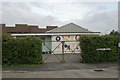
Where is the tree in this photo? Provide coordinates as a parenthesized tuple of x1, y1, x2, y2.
(109, 30, 119, 36)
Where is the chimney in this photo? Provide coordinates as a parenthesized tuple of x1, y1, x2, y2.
(15, 24, 27, 27)
(15, 24, 28, 33)
(0, 24, 6, 27)
(46, 26, 58, 31)
(1, 24, 6, 33)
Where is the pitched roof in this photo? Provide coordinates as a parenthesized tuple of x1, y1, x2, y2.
(47, 22, 92, 33)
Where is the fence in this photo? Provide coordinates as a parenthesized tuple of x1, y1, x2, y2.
(42, 41, 81, 63)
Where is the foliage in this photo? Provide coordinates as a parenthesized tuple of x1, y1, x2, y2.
(2, 35, 42, 66)
(109, 30, 119, 36)
(80, 35, 119, 63)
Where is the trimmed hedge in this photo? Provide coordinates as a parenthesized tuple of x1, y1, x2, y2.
(80, 35, 119, 63)
(2, 36, 42, 66)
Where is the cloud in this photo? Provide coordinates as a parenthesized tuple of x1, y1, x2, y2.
(1, 2, 118, 33)
(74, 8, 118, 34)
(30, 2, 93, 21)
(2, 2, 63, 27)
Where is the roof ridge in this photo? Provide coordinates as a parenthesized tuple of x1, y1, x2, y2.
(71, 23, 90, 31)
(47, 22, 91, 33)
(47, 22, 76, 32)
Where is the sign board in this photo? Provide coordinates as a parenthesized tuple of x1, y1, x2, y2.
(118, 43, 120, 47)
(96, 48, 111, 51)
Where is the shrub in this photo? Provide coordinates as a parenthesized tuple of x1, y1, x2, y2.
(80, 35, 119, 63)
(2, 36, 42, 66)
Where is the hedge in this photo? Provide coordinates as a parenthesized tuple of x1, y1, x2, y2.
(80, 35, 119, 63)
(2, 35, 42, 66)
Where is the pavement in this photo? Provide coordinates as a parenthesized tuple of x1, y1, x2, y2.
(2, 62, 118, 78)
(2, 54, 119, 78)
(2, 67, 118, 78)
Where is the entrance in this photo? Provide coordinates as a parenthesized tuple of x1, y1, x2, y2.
(42, 41, 82, 63)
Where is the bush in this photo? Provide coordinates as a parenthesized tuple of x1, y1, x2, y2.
(80, 35, 119, 63)
(2, 36, 42, 66)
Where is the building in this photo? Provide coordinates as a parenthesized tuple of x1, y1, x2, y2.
(46, 23, 100, 54)
(1, 24, 57, 34)
(1, 23, 100, 54)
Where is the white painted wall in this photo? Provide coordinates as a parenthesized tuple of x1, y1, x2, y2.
(51, 35, 81, 54)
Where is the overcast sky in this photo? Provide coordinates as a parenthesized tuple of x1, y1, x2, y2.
(1, 1, 118, 34)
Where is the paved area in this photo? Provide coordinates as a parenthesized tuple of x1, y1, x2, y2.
(2, 67, 118, 78)
(2, 54, 119, 78)
(42, 54, 81, 62)
(2, 62, 118, 78)
(3, 62, 118, 71)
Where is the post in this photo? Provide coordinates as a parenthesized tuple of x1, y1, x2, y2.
(61, 41, 65, 63)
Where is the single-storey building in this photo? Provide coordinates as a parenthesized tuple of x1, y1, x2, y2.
(2, 23, 100, 54)
(43, 23, 100, 54)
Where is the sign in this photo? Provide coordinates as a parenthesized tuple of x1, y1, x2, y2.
(75, 35, 80, 41)
(118, 43, 120, 47)
(62, 35, 70, 41)
(96, 48, 111, 51)
(56, 36, 61, 41)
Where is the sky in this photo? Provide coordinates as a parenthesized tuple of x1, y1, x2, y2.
(1, 1, 118, 34)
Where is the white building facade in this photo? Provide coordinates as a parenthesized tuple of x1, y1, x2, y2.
(11, 23, 100, 54)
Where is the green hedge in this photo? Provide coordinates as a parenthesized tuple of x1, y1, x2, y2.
(2, 36, 42, 66)
(80, 35, 119, 63)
